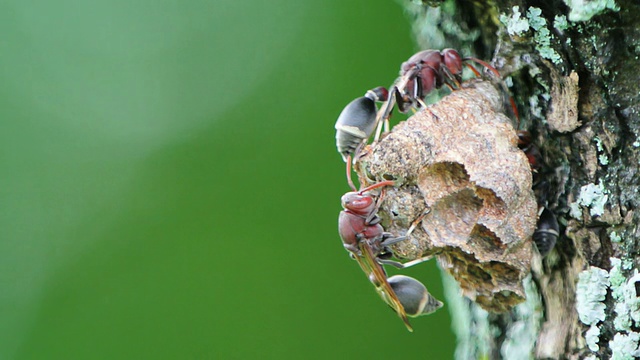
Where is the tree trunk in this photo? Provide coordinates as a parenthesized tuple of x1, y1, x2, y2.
(399, 1, 640, 359)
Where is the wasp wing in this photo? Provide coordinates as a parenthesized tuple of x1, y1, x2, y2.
(352, 240, 413, 332)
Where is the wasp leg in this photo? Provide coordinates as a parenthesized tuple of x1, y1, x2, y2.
(377, 210, 432, 269)
(379, 233, 408, 247)
(379, 255, 434, 269)
(345, 154, 357, 192)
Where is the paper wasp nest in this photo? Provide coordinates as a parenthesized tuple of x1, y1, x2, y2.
(356, 81, 537, 312)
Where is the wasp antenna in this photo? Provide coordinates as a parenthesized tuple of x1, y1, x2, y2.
(510, 96, 520, 129)
(463, 62, 482, 77)
(465, 57, 520, 127)
(464, 57, 501, 78)
(358, 180, 396, 194)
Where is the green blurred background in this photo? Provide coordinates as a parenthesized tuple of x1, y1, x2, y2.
(1, 0, 454, 358)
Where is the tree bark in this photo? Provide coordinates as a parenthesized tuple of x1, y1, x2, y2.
(396, 1, 640, 359)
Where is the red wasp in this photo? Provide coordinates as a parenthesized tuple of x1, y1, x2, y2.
(517, 130, 542, 175)
(517, 131, 560, 256)
(533, 207, 559, 256)
(335, 50, 517, 189)
(339, 180, 441, 331)
(335, 87, 389, 191)
(400, 49, 501, 104)
(375, 49, 519, 140)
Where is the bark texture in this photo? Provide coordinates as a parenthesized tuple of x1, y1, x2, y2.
(382, 1, 640, 359)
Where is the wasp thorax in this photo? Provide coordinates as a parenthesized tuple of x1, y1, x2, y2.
(341, 192, 375, 215)
(355, 81, 537, 313)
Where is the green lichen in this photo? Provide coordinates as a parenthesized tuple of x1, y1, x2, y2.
(577, 183, 608, 217)
(611, 268, 640, 331)
(554, 15, 570, 31)
(407, 0, 479, 54)
(500, 6, 530, 36)
(444, 273, 543, 359)
(611, 258, 630, 330)
(528, 66, 542, 78)
(623, 260, 634, 271)
(442, 270, 491, 360)
(595, 137, 604, 152)
(526, 8, 562, 64)
(564, 0, 620, 22)
(596, 138, 609, 165)
(608, 258, 640, 359)
(610, 258, 626, 288)
(500, 276, 541, 359)
(615, 301, 633, 331)
(526, 8, 545, 30)
(577, 261, 640, 357)
(576, 266, 610, 326)
(628, 273, 640, 325)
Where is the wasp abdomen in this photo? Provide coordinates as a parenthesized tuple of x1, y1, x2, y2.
(388, 275, 443, 317)
(335, 87, 388, 162)
(533, 208, 559, 256)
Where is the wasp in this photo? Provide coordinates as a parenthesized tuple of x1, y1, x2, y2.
(338, 180, 441, 331)
(334, 86, 388, 190)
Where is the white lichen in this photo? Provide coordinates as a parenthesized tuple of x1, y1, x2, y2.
(576, 266, 610, 325)
(529, 95, 543, 119)
(500, 6, 564, 63)
(610, 332, 640, 360)
(564, 0, 620, 22)
(504, 76, 513, 88)
(569, 202, 583, 219)
(610, 231, 622, 243)
(500, 6, 530, 36)
(575, 183, 609, 217)
(586, 325, 601, 351)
